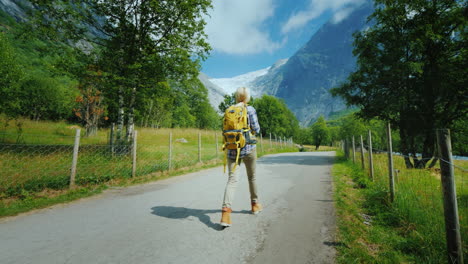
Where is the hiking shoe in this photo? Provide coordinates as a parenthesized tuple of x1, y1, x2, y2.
(251, 202, 262, 214)
(220, 207, 232, 227)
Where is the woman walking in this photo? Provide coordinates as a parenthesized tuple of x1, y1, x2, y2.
(220, 87, 262, 227)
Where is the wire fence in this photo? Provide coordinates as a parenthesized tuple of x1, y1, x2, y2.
(342, 127, 466, 263)
(0, 129, 295, 198)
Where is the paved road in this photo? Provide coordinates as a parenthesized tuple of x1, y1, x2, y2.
(0, 151, 336, 264)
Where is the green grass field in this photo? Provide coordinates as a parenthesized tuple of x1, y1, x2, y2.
(0, 119, 298, 216)
(334, 150, 467, 263)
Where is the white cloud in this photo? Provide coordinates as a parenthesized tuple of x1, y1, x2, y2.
(204, 0, 284, 55)
(281, 0, 366, 34)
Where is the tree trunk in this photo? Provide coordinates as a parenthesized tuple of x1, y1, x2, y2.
(116, 86, 125, 142)
(419, 130, 435, 168)
(86, 125, 98, 137)
(144, 100, 153, 127)
(399, 127, 414, 168)
(126, 87, 137, 140)
(428, 157, 438, 168)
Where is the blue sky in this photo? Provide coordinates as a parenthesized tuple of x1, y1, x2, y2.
(202, 0, 367, 78)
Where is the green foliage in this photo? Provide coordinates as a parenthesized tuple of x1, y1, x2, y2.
(331, 0, 467, 168)
(310, 115, 330, 150)
(19, 75, 78, 120)
(0, 33, 23, 117)
(0, 12, 81, 122)
(328, 112, 397, 152)
(180, 78, 221, 130)
(0, 2, 220, 132)
(172, 104, 196, 128)
(294, 127, 312, 145)
(337, 114, 368, 141)
(251, 94, 299, 138)
(452, 117, 468, 156)
(218, 93, 236, 113)
(0, 9, 16, 26)
(29, 0, 213, 135)
(167, 78, 220, 129)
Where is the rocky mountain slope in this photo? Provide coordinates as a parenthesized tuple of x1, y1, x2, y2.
(197, 73, 225, 113)
(254, 1, 373, 125)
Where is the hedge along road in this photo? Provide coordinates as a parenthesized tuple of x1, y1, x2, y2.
(0, 151, 337, 264)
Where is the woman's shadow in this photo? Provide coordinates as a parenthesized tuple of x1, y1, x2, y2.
(151, 206, 251, 231)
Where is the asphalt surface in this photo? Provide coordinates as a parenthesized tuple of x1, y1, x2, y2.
(0, 151, 337, 264)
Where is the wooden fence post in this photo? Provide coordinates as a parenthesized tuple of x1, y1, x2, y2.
(168, 132, 172, 171)
(198, 132, 202, 163)
(131, 130, 137, 177)
(360, 135, 365, 169)
(352, 136, 356, 163)
(260, 134, 264, 153)
(215, 133, 219, 158)
(368, 130, 374, 181)
(386, 123, 395, 202)
(110, 123, 115, 155)
(70, 128, 81, 188)
(437, 129, 463, 264)
(269, 133, 272, 149)
(344, 139, 349, 159)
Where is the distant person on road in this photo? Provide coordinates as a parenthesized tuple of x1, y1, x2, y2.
(220, 87, 262, 227)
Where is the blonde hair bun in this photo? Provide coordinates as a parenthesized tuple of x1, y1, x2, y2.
(235, 87, 250, 103)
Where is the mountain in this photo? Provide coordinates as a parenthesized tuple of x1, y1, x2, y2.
(209, 67, 271, 96)
(252, 1, 373, 125)
(197, 73, 226, 113)
(250, 58, 288, 95)
(0, 0, 29, 21)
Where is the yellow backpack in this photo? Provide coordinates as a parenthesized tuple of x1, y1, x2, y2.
(222, 103, 255, 172)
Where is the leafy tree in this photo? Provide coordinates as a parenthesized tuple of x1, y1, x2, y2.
(451, 116, 468, 156)
(136, 82, 174, 128)
(74, 66, 106, 136)
(294, 127, 312, 145)
(337, 114, 368, 142)
(332, 0, 467, 168)
(310, 116, 330, 150)
(19, 76, 75, 121)
(328, 126, 340, 147)
(0, 33, 23, 118)
(173, 78, 220, 129)
(30, 0, 212, 138)
(251, 94, 299, 138)
(172, 104, 196, 128)
(218, 93, 236, 113)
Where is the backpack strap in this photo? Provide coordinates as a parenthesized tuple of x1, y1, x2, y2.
(223, 143, 241, 173)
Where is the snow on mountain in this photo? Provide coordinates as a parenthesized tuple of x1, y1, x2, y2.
(209, 67, 270, 96)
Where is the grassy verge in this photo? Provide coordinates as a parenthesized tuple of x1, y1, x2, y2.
(0, 186, 106, 217)
(301, 145, 337, 152)
(0, 159, 225, 217)
(334, 150, 468, 263)
(333, 152, 460, 263)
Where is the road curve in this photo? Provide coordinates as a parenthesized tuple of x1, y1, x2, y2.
(0, 151, 336, 264)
